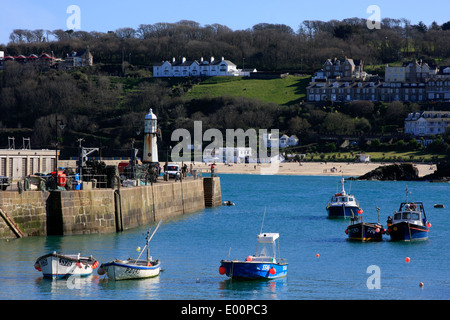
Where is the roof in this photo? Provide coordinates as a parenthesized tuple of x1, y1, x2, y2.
(145, 108, 157, 120)
(257, 233, 279, 243)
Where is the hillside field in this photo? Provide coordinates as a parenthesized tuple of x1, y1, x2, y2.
(185, 75, 311, 105)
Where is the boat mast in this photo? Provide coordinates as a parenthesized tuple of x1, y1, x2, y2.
(340, 177, 346, 195)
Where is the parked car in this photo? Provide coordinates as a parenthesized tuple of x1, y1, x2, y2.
(165, 164, 181, 179)
(0, 176, 10, 191)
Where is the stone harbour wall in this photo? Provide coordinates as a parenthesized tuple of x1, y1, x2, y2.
(0, 177, 221, 239)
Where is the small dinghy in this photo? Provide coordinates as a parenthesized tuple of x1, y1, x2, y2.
(98, 221, 162, 280)
(34, 252, 98, 279)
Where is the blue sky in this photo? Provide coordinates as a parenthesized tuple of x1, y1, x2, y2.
(1, 0, 449, 45)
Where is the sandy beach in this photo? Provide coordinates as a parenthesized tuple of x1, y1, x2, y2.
(196, 161, 436, 178)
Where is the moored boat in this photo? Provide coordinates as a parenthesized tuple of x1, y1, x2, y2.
(386, 188, 431, 241)
(346, 207, 384, 241)
(34, 252, 98, 279)
(326, 177, 361, 218)
(98, 221, 162, 280)
(219, 232, 288, 280)
(97, 258, 160, 281)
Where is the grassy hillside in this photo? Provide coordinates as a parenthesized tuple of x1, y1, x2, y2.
(185, 75, 311, 105)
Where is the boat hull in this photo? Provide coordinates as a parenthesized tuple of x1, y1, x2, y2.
(220, 260, 288, 280)
(327, 205, 360, 218)
(387, 222, 429, 241)
(347, 223, 383, 241)
(35, 253, 97, 279)
(99, 259, 161, 280)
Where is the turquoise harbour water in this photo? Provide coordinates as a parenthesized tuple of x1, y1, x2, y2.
(0, 174, 449, 301)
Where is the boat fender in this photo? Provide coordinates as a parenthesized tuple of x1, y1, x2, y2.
(97, 265, 106, 275)
(76, 262, 83, 268)
(269, 268, 276, 275)
(345, 229, 348, 234)
(34, 262, 41, 271)
(92, 261, 99, 269)
(427, 222, 431, 228)
(219, 266, 226, 275)
(246, 256, 253, 262)
(375, 228, 380, 233)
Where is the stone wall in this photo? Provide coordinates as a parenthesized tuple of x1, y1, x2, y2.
(0, 178, 213, 239)
(118, 179, 206, 231)
(0, 190, 49, 238)
(58, 189, 117, 235)
(203, 177, 222, 207)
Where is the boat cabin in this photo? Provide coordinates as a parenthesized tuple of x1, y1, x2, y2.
(390, 202, 426, 226)
(252, 233, 279, 263)
(331, 194, 356, 204)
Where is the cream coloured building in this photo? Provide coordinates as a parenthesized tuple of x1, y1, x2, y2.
(0, 149, 57, 180)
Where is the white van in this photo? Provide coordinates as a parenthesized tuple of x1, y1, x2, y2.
(166, 164, 181, 179)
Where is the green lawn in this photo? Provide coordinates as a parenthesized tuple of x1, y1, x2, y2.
(185, 75, 311, 105)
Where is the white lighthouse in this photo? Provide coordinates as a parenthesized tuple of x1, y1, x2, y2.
(143, 108, 158, 163)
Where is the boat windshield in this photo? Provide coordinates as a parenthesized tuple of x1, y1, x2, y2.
(394, 212, 421, 221)
(256, 242, 275, 258)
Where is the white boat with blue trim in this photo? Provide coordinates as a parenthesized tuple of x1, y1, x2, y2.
(34, 252, 98, 279)
(98, 221, 162, 280)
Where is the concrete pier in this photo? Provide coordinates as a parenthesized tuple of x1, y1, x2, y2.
(0, 177, 222, 239)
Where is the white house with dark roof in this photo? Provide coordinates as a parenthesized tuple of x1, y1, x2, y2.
(153, 56, 243, 77)
(405, 111, 450, 136)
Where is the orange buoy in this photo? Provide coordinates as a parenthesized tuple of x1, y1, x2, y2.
(405, 257, 411, 263)
(219, 266, 226, 275)
(419, 282, 424, 287)
(316, 253, 320, 258)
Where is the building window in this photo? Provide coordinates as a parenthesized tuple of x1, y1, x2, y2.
(0, 158, 5, 176)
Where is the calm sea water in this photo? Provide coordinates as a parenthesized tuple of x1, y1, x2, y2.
(0, 174, 449, 300)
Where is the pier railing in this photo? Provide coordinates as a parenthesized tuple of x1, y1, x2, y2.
(0, 167, 217, 192)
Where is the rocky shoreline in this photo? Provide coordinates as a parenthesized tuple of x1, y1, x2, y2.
(351, 161, 450, 182)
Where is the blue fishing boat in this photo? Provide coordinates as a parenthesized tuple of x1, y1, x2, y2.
(386, 188, 431, 241)
(346, 207, 385, 241)
(326, 177, 361, 218)
(219, 232, 288, 280)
